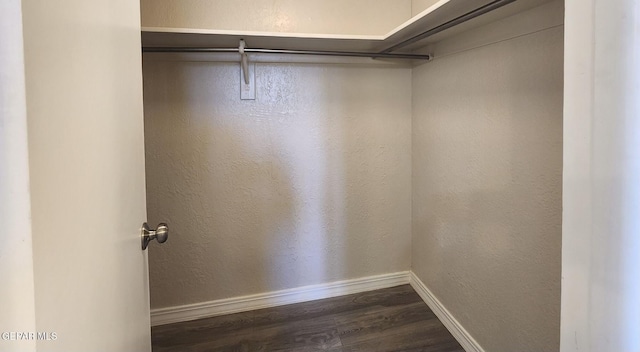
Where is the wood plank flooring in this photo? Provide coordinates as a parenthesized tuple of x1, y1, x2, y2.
(152, 285, 464, 352)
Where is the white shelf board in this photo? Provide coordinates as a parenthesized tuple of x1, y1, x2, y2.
(141, 0, 554, 53)
(401, 0, 556, 50)
(141, 28, 386, 52)
(141, 0, 496, 52)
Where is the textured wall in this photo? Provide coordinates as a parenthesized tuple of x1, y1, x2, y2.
(411, 4, 563, 352)
(141, 0, 411, 36)
(143, 60, 412, 309)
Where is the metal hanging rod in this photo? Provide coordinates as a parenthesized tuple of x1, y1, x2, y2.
(142, 46, 431, 60)
(379, 0, 517, 53)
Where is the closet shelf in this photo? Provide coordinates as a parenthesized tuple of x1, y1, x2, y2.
(141, 0, 549, 57)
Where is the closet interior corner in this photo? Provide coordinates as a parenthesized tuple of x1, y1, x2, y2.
(140, 0, 564, 351)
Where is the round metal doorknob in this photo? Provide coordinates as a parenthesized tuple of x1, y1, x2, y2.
(155, 224, 169, 244)
(142, 222, 169, 250)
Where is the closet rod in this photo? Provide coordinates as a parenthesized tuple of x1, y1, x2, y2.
(379, 0, 517, 53)
(142, 47, 431, 60)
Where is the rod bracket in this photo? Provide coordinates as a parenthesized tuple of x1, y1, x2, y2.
(239, 39, 249, 85)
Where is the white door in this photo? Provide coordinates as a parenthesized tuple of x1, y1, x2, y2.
(19, 0, 153, 351)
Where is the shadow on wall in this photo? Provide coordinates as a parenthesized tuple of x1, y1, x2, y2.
(142, 60, 411, 309)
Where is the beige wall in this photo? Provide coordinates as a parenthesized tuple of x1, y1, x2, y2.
(141, 0, 411, 36)
(143, 60, 412, 308)
(411, 3, 563, 352)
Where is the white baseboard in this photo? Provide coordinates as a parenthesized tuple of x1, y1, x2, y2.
(409, 272, 485, 352)
(151, 271, 410, 326)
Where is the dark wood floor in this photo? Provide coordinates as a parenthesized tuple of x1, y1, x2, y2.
(152, 285, 464, 352)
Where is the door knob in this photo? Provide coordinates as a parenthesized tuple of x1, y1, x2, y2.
(142, 222, 169, 250)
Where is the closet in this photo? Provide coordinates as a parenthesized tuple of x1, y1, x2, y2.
(141, 1, 563, 351)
